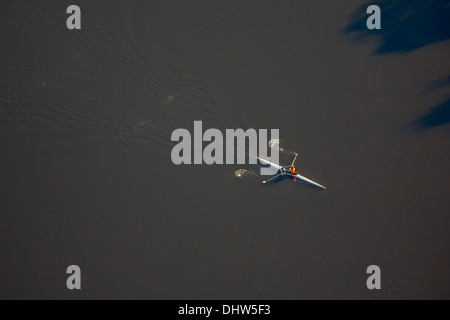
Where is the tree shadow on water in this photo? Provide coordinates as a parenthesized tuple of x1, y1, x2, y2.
(344, 0, 450, 54)
(414, 98, 450, 130)
(424, 75, 450, 92)
(344, 0, 450, 130)
(416, 76, 450, 130)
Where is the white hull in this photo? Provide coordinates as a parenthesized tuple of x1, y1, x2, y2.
(257, 156, 326, 189)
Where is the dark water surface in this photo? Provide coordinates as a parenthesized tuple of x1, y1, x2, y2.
(0, 0, 449, 299)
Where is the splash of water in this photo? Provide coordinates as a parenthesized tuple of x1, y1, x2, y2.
(234, 169, 256, 178)
(269, 139, 284, 151)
